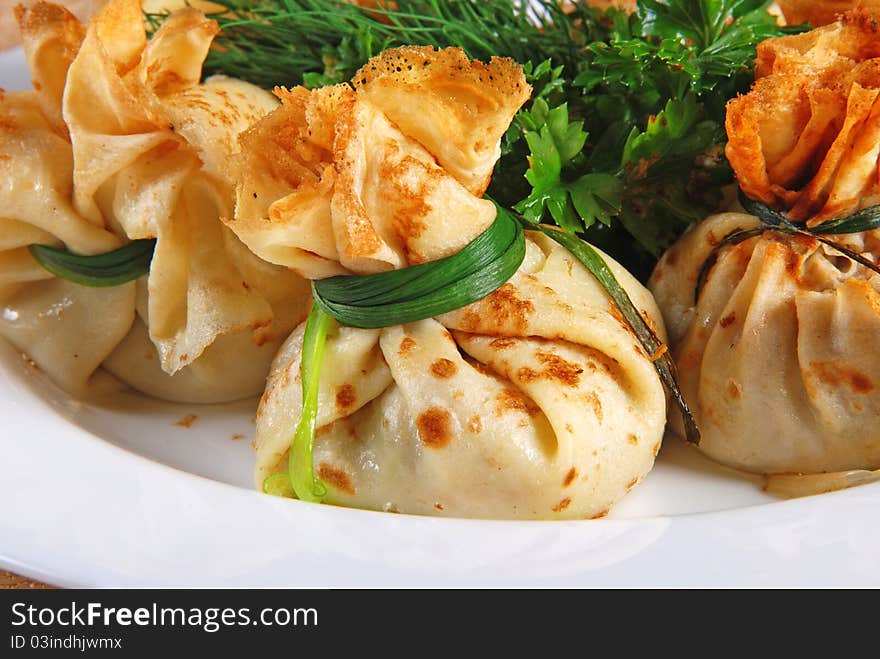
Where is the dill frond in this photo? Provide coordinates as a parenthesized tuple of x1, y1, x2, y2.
(151, 1, 600, 89)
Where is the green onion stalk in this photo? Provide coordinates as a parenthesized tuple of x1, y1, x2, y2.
(28, 239, 156, 287)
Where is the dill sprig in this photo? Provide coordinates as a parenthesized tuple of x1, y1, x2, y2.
(158, 1, 600, 90)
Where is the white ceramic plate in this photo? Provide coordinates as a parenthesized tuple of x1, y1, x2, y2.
(1, 48, 878, 587)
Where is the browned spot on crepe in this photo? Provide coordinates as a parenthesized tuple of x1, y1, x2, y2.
(336, 384, 357, 410)
(517, 351, 584, 387)
(808, 361, 875, 394)
(462, 283, 534, 333)
(495, 389, 540, 417)
(552, 498, 572, 513)
(430, 358, 457, 379)
(317, 463, 356, 495)
(582, 392, 603, 423)
(727, 378, 742, 400)
(417, 407, 453, 448)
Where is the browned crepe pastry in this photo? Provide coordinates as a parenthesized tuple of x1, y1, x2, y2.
(777, 0, 880, 27)
(726, 7, 880, 223)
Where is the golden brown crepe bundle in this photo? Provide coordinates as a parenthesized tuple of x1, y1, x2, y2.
(0, 1, 311, 401)
(726, 8, 880, 223)
(0, 3, 133, 395)
(228, 47, 530, 277)
(777, 0, 880, 27)
(651, 11, 880, 476)
(226, 48, 669, 519)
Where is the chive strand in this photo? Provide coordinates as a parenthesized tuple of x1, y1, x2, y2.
(693, 227, 765, 304)
(29, 239, 156, 287)
(312, 208, 525, 328)
(288, 304, 331, 503)
(740, 193, 880, 235)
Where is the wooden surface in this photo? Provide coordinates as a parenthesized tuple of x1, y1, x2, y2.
(0, 570, 53, 589)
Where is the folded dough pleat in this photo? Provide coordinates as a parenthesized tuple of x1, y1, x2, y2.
(61, 0, 311, 377)
(650, 213, 880, 474)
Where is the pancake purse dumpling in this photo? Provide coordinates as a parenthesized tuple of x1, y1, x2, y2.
(0, 1, 311, 402)
(651, 213, 880, 474)
(651, 10, 880, 475)
(227, 47, 669, 519)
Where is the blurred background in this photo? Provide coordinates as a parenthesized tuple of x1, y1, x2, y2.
(0, 1, 104, 49)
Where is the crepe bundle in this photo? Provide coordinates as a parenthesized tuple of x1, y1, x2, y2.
(650, 11, 880, 475)
(227, 47, 669, 520)
(726, 8, 880, 223)
(0, 1, 311, 402)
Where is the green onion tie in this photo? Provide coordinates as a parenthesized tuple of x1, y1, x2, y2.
(312, 206, 525, 328)
(288, 304, 332, 502)
(271, 207, 527, 501)
(29, 239, 156, 287)
(696, 193, 880, 302)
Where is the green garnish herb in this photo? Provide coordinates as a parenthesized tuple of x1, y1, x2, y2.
(154, 0, 588, 90)
(173, 0, 801, 279)
(29, 239, 156, 287)
(312, 208, 525, 328)
(288, 303, 332, 503)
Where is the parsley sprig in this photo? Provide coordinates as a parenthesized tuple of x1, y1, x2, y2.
(495, 0, 802, 277)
